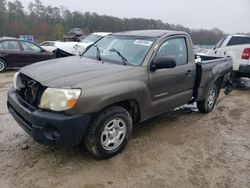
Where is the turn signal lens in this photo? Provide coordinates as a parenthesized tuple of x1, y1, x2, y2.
(39, 88, 81, 111)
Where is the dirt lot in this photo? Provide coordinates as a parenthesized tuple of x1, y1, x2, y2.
(1, 71, 250, 188)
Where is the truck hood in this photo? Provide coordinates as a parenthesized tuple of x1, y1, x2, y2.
(20, 56, 135, 88)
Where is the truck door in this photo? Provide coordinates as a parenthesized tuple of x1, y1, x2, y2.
(149, 36, 196, 116)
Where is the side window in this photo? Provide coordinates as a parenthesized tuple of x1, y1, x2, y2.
(21, 41, 41, 52)
(41, 42, 54, 46)
(0, 42, 3, 50)
(227, 37, 250, 46)
(2, 41, 21, 51)
(156, 38, 188, 66)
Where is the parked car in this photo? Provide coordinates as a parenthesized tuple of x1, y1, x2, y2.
(62, 28, 85, 42)
(209, 35, 250, 78)
(0, 38, 54, 72)
(40, 41, 63, 52)
(8, 30, 233, 159)
(68, 28, 84, 37)
(54, 32, 111, 57)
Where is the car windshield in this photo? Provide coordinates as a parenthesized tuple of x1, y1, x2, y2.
(83, 35, 157, 66)
(80, 34, 102, 44)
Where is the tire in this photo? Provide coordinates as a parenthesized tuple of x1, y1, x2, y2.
(197, 84, 219, 113)
(0, 59, 6, 73)
(84, 106, 133, 159)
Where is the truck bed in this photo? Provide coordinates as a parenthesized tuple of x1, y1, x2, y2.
(194, 55, 233, 102)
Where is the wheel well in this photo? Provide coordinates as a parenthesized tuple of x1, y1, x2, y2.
(0, 58, 7, 65)
(0, 58, 6, 63)
(214, 76, 224, 91)
(114, 100, 140, 123)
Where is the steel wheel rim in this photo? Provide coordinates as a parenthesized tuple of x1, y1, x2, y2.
(207, 89, 216, 109)
(100, 118, 127, 151)
(0, 62, 4, 71)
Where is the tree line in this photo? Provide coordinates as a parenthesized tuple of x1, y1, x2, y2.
(0, 0, 241, 44)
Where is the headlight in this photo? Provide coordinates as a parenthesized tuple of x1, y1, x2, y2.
(13, 72, 20, 90)
(39, 88, 81, 111)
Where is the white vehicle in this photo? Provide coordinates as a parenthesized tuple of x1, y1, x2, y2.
(209, 35, 250, 78)
(40, 41, 63, 52)
(55, 32, 111, 55)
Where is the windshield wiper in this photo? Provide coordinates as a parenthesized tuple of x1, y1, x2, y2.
(109, 48, 128, 65)
(94, 45, 102, 61)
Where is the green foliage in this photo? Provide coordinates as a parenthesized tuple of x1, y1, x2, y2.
(0, 0, 6, 12)
(0, 0, 245, 44)
(8, 0, 25, 18)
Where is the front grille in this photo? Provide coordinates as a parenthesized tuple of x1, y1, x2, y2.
(16, 73, 46, 107)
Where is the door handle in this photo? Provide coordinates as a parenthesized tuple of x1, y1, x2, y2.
(186, 70, 193, 77)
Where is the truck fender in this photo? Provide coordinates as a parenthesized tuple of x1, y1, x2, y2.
(70, 81, 150, 121)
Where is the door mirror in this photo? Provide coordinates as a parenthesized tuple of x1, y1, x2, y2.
(40, 48, 47, 52)
(150, 56, 176, 71)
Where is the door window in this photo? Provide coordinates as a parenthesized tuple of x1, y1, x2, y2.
(0, 42, 3, 50)
(21, 41, 41, 52)
(41, 42, 55, 46)
(227, 36, 250, 46)
(156, 38, 188, 66)
(2, 41, 21, 51)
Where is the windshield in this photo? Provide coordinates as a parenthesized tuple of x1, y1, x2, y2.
(83, 35, 156, 66)
(80, 34, 102, 44)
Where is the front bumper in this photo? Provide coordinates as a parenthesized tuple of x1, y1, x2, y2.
(7, 89, 91, 147)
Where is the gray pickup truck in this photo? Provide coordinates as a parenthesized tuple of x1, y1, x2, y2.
(8, 30, 233, 159)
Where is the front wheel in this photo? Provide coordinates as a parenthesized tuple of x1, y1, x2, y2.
(0, 59, 6, 73)
(84, 106, 133, 159)
(197, 84, 219, 113)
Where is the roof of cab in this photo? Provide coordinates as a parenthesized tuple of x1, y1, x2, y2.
(230, 34, 250, 38)
(0, 37, 17, 41)
(112, 30, 187, 37)
(92, 32, 111, 36)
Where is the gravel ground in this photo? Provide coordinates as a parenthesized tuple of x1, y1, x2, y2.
(0, 71, 250, 188)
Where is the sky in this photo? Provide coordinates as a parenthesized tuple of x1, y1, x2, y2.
(18, 0, 250, 34)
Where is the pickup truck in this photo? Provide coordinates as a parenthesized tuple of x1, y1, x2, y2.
(209, 34, 250, 78)
(7, 30, 233, 159)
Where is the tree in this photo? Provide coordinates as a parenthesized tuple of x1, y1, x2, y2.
(28, 0, 45, 18)
(8, 0, 25, 18)
(0, 0, 7, 36)
(0, 0, 6, 12)
(53, 23, 65, 40)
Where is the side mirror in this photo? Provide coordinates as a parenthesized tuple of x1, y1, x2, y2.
(40, 48, 46, 52)
(150, 56, 176, 71)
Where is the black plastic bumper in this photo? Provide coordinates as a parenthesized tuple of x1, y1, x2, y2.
(7, 90, 91, 147)
(238, 65, 250, 78)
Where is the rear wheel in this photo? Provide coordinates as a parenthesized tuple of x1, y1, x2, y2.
(197, 84, 219, 113)
(0, 59, 6, 73)
(84, 106, 133, 159)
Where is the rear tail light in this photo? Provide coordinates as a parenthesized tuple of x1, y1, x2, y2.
(242, 48, 250, 59)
